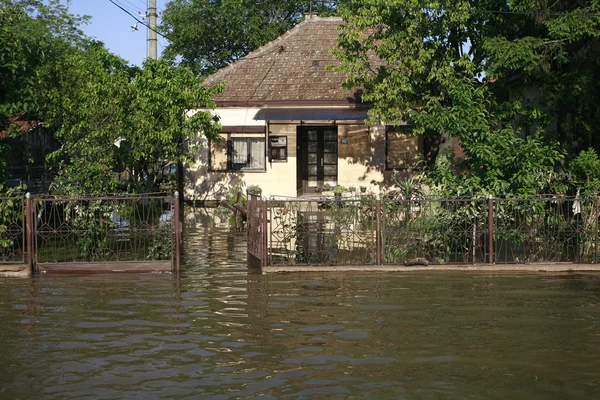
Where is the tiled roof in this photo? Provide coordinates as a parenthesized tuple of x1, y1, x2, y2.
(204, 17, 361, 105)
(0, 115, 40, 139)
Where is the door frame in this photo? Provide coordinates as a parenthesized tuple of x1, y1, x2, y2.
(296, 126, 338, 196)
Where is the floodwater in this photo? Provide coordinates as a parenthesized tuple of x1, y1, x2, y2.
(1, 209, 600, 399)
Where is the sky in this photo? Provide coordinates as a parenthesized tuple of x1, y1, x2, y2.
(65, 0, 169, 66)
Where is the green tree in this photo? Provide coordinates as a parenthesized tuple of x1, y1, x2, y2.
(160, 0, 337, 76)
(334, 0, 600, 195)
(0, 0, 86, 130)
(43, 43, 222, 194)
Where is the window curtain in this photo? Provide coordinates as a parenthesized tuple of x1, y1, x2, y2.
(249, 138, 265, 169)
(232, 139, 248, 165)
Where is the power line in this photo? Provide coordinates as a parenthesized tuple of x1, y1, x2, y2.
(119, 0, 145, 13)
(112, 0, 140, 15)
(107, 0, 170, 41)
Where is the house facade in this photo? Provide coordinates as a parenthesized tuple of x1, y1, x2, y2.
(185, 16, 422, 202)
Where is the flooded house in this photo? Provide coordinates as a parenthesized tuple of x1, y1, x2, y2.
(184, 16, 423, 203)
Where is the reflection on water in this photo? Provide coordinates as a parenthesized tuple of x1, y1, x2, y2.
(0, 207, 599, 399)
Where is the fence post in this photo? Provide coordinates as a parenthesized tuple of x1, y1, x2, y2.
(594, 196, 599, 264)
(262, 198, 268, 268)
(174, 191, 181, 273)
(376, 194, 382, 265)
(25, 192, 33, 271)
(487, 195, 494, 264)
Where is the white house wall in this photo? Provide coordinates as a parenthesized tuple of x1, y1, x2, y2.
(184, 107, 388, 202)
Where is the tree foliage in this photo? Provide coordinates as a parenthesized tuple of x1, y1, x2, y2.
(160, 0, 337, 76)
(335, 0, 600, 195)
(44, 45, 222, 194)
(1, 1, 222, 195)
(0, 0, 86, 130)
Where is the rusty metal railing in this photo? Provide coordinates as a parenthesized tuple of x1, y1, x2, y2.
(0, 197, 26, 264)
(0, 193, 182, 273)
(246, 195, 600, 267)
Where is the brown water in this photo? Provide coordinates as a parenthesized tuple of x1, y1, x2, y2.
(1, 212, 600, 399)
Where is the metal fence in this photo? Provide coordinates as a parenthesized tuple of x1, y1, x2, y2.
(247, 195, 600, 267)
(0, 197, 26, 264)
(0, 193, 181, 272)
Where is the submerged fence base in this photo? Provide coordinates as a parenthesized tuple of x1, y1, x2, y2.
(0, 264, 31, 278)
(262, 263, 600, 273)
(37, 261, 172, 274)
(0, 193, 182, 275)
(247, 195, 600, 271)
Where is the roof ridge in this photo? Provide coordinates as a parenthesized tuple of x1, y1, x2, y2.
(204, 16, 343, 86)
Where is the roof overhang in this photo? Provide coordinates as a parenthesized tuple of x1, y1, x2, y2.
(254, 108, 369, 122)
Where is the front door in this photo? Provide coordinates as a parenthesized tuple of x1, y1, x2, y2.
(297, 126, 338, 195)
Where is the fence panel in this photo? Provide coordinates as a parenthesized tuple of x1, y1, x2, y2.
(494, 197, 599, 263)
(0, 197, 26, 264)
(267, 198, 377, 266)
(382, 198, 488, 265)
(34, 196, 175, 264)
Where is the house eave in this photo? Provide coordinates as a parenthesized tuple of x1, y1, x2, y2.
(214, 99, 369, 108)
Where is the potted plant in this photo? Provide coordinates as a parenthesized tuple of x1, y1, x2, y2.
(246, 184, 262, 197)
(333, 185, 345, 200)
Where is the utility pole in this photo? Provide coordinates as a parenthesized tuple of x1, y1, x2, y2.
(148, 0, 158, 60)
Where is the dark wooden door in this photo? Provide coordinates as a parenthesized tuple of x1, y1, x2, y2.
(297, 127, 338, 195)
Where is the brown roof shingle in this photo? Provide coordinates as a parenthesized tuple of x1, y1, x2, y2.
(205, 17, 360, 105)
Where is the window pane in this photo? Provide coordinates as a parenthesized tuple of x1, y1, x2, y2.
(231, 136, 265, 170)
(308, 165, 317, 176)
(308, 142, 317, 152)
(323, 130, 337, 141)
(324, 153, 336, 164)
(232, 138, 248, 164)
(308, 153, 317, 164)
(324, 165, 337, 175)
(250, 138, 265, 169)
(307, 130, 318, 141)
(324, 142, 337, 153)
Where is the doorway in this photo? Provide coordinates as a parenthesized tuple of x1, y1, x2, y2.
(297, 126, 338, 195)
